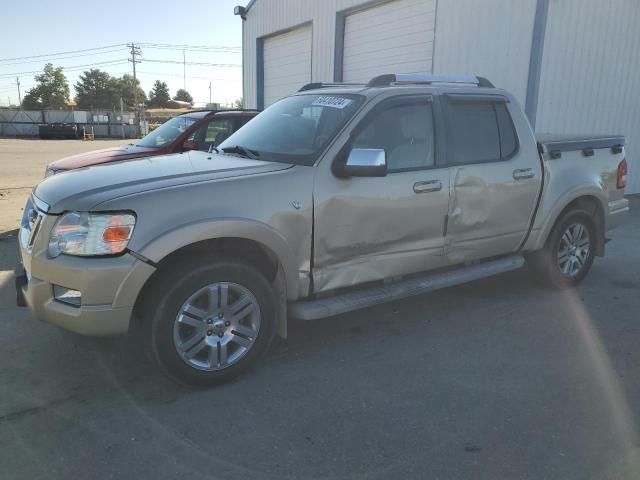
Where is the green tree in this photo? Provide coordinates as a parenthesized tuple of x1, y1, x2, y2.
(22, 63, 70, 109)
(115, 74, 147, 109)
(74, 69, 119, 109)
(173, 88, 193, 103)
(233, 97, 243, 109)
(148, 80, 170, 108)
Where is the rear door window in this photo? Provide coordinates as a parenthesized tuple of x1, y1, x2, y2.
(444, 97, 518, 165)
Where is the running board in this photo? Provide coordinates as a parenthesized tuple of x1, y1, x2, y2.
(289, 255, 525, 321)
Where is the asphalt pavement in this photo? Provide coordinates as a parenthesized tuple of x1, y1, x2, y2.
(1, 140, 639, 479)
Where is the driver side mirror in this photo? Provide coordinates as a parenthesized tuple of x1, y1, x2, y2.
(182, 139, 199, 151)
(335, 148, 387, 177)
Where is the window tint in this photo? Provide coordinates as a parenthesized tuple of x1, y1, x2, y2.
(136, 116, 197, 148)
(205, 119, 233, 145)
(352, 103, 435, 172)
(445, 100, 519, 165)
(188, 119, 235, 151)
(446, 103, 500, 164)
(495, 104, 518, 158)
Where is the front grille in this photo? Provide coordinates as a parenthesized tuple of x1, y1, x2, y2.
(19, 198, 44, 252)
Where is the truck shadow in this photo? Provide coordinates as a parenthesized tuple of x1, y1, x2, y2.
(79, 266, 538, 400)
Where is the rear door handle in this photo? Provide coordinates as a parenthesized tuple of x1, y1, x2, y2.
(413, 180, 442, 194)
(513, 168, 535, 180)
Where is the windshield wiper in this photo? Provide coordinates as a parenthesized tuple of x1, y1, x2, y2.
(221, 145, 260, 160)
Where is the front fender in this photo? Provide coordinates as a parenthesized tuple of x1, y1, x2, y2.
(136, 218, 300, 300)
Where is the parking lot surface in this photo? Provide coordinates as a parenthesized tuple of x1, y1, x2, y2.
(1, 139, 639, 479)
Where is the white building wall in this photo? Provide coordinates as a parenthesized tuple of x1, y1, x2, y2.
(242, 0, 538, 108)
(241, 0, 639, 193)
(536, 0, 640, 193)
(432, 0, 538, 107)
(242, 0, 368, 109)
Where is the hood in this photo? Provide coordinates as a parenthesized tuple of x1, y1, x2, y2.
(34, 150, 292, 213)
(48, 144, 157, 171)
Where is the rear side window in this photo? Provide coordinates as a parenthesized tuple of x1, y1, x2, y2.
(495, 104, 518, 158)
(445, 99, 518, 165)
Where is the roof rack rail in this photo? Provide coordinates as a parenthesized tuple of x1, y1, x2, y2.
(367, 74, 495, 88)
(298, 82, 365, 92)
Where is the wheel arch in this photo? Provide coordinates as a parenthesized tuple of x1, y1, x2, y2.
(534, 191, 606, 256)
(123, 220, 298, 339)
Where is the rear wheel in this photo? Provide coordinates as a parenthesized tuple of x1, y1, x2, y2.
(527, 210, 596, 288)
(142, 257, 277, 386)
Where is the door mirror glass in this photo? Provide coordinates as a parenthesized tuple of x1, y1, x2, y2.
(339, 148, 387, 177)
(182, 139, 199, 151)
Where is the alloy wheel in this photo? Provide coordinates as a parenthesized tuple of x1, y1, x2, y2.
(173, 282, 261, 371)
(557, 222, 591, 277)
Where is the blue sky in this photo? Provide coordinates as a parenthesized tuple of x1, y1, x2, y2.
(0, 0, 244, 106)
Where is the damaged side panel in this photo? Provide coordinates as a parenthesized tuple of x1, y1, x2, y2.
(312, 169, 451, 293)
(446, 166, 533, 263)
(446, 163, 541, 264)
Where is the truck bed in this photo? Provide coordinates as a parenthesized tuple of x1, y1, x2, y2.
(537, 133, 625, 154)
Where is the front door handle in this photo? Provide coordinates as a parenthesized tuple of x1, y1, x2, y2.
(513, 168, 535, 180)
(413, 180, 442, 194)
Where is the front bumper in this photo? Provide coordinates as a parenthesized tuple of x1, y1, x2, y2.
(18, 271, 133, 336)
(16, 197, 157, 336)
(17, 214, 155, 336)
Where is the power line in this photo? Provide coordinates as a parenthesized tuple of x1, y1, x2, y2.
(0, 48, 127, 66)
(134, 70, 238, 81)
(143, 59, 240, 67)
(0, 60, 129, 78)
(0, 43, 239, 65)
(140, 43, 241, 52)
(0, 44, 127, 63)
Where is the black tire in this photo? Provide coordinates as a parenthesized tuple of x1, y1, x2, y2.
(141, 256, 277, 386)
(527, 209, 596, 289)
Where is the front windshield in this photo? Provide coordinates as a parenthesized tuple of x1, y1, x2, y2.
(219, 94, 363, 165)
(136, 116, 197, 148)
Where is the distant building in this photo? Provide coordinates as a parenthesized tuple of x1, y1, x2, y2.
(236, 0, 640, 193)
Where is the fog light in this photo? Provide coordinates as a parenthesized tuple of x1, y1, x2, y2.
(53, 285, 81, 307)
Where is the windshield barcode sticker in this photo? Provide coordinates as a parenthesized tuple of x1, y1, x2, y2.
(312, 96, 353, 109)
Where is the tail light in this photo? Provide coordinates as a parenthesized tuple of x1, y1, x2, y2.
(617, 159, 627, 189)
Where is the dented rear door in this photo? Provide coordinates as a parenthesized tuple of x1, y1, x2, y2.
(443, 94, 541, 263)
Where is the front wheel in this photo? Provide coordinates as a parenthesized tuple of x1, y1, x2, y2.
(527, 210, 596, 288)
(143, 257, 277, 386)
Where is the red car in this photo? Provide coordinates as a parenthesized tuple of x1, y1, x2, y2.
(45, 109, 259, 176)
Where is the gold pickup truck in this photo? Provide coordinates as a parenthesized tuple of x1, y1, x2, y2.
(16, 74, 629, 385)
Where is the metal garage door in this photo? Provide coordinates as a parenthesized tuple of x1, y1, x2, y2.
(263, 25, 312, 107)
(342, 0, 436, 83)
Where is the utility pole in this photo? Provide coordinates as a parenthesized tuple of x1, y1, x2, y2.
(183, 49, 186, 90)
(209, 81, 212, 104)
(127, 43, 141, 136)
(16, 77, 21, 107)
(120, 97, 125, 139)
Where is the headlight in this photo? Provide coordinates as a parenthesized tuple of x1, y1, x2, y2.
(48, 212, 136, 258)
